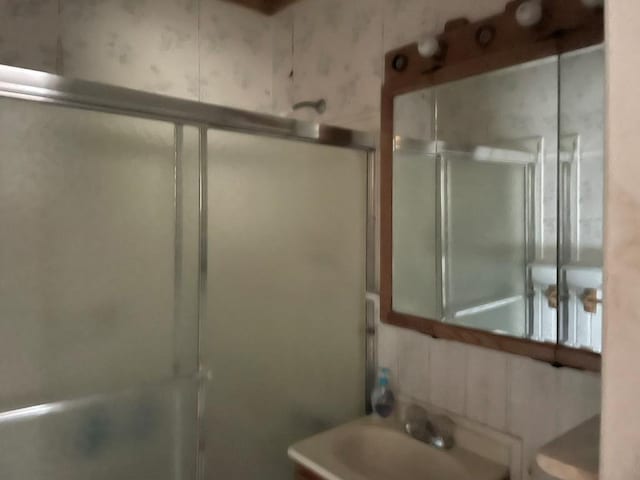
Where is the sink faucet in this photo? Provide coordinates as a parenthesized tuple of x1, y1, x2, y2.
(404, 405, 455, 450)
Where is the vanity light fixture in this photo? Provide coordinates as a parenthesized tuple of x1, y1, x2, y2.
(391, 54, 409, 72)
(475, 25, 496, 47)
(417, 35, 441, 58)
(515, 0, 543, 27)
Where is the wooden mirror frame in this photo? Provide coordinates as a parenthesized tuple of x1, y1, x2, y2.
(380, 0, 604, 372)
(220, 0, 299, 15)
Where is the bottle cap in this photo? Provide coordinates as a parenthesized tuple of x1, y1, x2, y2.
(378, 367, 390, 386)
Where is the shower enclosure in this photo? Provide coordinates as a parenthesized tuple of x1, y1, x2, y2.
(0, 65, 376, 479)
(392, 138, 538, 337)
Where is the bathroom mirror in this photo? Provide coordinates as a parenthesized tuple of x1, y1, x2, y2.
(380, 0, 603, 370)
(392, 57, 558, 340)
(558, 45, 605, 353)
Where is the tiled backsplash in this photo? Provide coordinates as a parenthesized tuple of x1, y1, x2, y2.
(378, 321, 601, 480)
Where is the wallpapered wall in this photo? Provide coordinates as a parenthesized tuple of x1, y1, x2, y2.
(273, 0, 515, 129)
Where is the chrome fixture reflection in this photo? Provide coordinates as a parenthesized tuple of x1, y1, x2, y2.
(404, 405, 454, 450)
(292, 98, 327, 114)
(515, 0, 543, 27)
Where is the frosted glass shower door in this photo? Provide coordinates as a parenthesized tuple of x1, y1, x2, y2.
(445, 153, 527, 335)
(205, 130, 367, 479)
(392, 149, 440, 320)
(0, 97, 200, 479)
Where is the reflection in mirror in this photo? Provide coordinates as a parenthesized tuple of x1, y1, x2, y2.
(392, 91, 440, 320)
(558, 45, 604, 353)
(392, 137, 440, 320)
(392, 57, 559, 341)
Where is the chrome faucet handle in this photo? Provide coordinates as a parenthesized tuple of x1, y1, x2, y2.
(425, 414, 455, 449)
(404, 404, 455, 450)
(404, 405, 431, 442)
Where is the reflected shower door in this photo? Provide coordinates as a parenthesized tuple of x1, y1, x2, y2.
(392, 147, 440, 320)
(205, 130, 367, 479)
(445, 152, 527, 335)
(435, 57, 559, 339)
(558, 45, 605, 352)
(0, 97, 200, 479)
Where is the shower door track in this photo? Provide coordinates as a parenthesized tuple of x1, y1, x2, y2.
(0, 64, 375, 151)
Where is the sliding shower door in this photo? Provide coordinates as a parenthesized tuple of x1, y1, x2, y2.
(0, 65, 374, 480)
(204, 130, 368, 479)
(0, 97, 200, 479)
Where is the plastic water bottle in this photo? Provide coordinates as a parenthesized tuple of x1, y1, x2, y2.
(371, 367, 395, 418)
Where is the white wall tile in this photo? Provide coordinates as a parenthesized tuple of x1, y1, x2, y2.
(376, 322, 399, 380)
(508, 356, 560, 479)
(557, 367, 601, 434)
(429, 339, 466, 415)
(396, 328, 430, 402)
(465, 345, 508, 431)
(61, 0, 199, 100)
(379, 330, 600, 480)
(0, 0, 59, 73)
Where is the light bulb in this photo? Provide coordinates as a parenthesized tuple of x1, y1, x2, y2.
(417, 35, 440, 58)
(515, 0, 543, 27)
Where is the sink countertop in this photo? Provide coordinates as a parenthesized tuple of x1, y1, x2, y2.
(288, 416, 509, 480)
(536, 416, 600, 480)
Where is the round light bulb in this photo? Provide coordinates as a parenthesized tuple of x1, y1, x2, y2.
(417, 35, 440, 58)
(515, 0, 543, 27)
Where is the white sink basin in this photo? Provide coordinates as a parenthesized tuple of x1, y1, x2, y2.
(288, 416, 508, 480)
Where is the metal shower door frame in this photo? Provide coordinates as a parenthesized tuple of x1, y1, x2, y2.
(0, 64, 378, 480)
